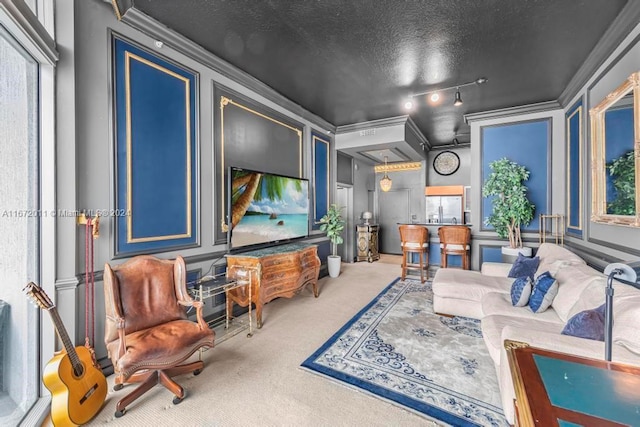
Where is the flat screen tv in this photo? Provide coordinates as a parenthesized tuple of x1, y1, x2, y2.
(227, 166, 310, 251)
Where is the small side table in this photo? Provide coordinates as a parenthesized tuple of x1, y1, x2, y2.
(356, 223, 380, 262)
(505, 339, 640, 426)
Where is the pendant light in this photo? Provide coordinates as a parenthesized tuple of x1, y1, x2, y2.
(379, 156, 392, 192)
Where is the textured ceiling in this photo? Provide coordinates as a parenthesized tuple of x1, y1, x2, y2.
(128, 0, 628, 147)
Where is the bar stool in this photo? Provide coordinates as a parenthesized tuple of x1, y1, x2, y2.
(398, 225, 429, 283)
(438, 226, 471, 270)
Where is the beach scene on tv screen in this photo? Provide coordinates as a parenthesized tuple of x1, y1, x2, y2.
(230, 170, 309, 248)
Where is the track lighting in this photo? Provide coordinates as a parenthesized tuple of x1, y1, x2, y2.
(404, 99, 414, 110)
(404, 77, 487, 109)
(453, 89, 463, 106)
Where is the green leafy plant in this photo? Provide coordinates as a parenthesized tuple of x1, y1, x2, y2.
(607, 150, 636, 215)
(482, 158, 535, 249)
(319, 204, 345, 257)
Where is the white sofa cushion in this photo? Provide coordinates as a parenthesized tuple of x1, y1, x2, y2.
(481, 262, 512, 277)
(481, 314, 564, 364)
(567, 276, 607, 319)
(481, 292, 563, 324)
(612, 293, 640, 356)
(552, 263, 606, 322)
(432, 269, 512, 302)
(534, 243, 585, 277)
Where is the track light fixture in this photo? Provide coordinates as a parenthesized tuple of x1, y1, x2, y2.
(453, 89, 463, 106)
(404, 77, 487, 109)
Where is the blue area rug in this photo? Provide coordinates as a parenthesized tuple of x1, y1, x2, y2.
(301, 278, 508, 427)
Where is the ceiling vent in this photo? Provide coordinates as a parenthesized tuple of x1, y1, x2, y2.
(359, 128, 376, 137)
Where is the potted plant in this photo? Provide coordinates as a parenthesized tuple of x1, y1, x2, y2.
(482, 158, 536, 262)
(319, 204, 345, 278)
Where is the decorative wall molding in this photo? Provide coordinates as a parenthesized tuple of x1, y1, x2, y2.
(54, 277, 80, 291)
(374, 161, 421, 173)
(118, 7, 335, 133)
(464, 101, 561, 124)
(335, 115, 410, 134)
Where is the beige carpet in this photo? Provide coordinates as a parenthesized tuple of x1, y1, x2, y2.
(86, 262, 443, 426)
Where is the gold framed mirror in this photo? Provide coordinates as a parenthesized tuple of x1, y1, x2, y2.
(590, 71, 640, 227)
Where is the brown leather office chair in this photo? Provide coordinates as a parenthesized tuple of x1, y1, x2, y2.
(103, 255, 215, 418)
(398, 225, 429, 283)
(438, 226, 471, 270)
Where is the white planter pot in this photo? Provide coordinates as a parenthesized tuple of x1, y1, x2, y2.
(501, 246, 532, 263)
(327, 255, 341, 278)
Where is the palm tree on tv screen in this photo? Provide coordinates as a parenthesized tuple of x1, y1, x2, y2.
(230, 171, 303, 228)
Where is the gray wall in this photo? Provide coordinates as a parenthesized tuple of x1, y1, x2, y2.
(60, 0, 333, 361)
(427, 147, 471, 186)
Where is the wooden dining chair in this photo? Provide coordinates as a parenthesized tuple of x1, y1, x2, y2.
(438, 226, 471, 270)
(398, 225, 429, 283)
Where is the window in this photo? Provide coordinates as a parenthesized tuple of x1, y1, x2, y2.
(0, 24, 40, 425)
(0, 1, 57, 425)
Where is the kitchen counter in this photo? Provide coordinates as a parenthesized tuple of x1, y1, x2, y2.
(398, 223, 472, 226)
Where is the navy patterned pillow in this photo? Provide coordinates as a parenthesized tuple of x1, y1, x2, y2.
(510, 276, 532, 307)
(529, 271, 559, 313)
(561, 304, 606, 341)
(508, 253, 540, 281)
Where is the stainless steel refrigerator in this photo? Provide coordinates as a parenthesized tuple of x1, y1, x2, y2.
(426, 195, 463, 224)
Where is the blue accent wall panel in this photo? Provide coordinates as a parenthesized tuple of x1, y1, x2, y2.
(482, 120, 549, 232)
(481, 246, 504, 264)
(114, 37, 198, 255)
(566, 100, 583, 237)
(313, 132, 330, 229)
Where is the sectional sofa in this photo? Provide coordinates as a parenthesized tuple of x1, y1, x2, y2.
(431, 243, 640, 423)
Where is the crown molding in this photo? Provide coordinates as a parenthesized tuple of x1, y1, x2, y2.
(406, 116, 431, 150)
(335, 115, 410, 134)
(558, 2, 640, 107)
(464, 100, 561, 124)
(374, 161, 422, 173)
(117, 7, 336, 132)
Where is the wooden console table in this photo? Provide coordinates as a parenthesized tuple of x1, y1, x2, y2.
(505, 339, 640, 426)
(356, 223, 379, 262)
(225, 243, 320, 328)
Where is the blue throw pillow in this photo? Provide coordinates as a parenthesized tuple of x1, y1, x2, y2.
(561, 304, 606, 341)
(529, 271, 559, 313)
(508, 253, 540, 281)
(510, 276, 532, 307)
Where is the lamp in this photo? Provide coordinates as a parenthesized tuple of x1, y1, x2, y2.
(404, 77, 487, 109)
(603, 262, 640, 361)
(379, 156, 392, 192)
(453, 89, 463, 106)
(362, 211, 373, 225)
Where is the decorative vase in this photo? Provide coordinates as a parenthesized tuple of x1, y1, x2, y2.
(327, 255, 341, 278)
(501, 246, 532, 263)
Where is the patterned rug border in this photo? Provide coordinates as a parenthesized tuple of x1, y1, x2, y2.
(301, 277, 484, 427)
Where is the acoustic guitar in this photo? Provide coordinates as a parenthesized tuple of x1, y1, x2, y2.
(24, 282, 107, 426)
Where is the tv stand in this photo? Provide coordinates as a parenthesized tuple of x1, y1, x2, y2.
(225, 242, 320, 328)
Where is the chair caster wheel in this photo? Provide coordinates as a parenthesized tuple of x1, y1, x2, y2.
(173, 394, 185, 405)
(193, 369, 202, 376)
(115, 409, 125, 418)
(113, 384, 124, 391)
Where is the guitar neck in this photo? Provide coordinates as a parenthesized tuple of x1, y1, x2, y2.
(48, 307, 81, 368)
